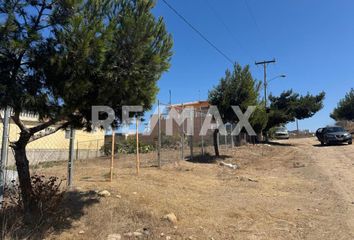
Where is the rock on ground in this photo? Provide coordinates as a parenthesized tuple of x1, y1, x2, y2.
(133, 232, 143, 237)
(164, 213, 178, 224)
(98, 190, 111, 197)
(107, 234, 121, 240)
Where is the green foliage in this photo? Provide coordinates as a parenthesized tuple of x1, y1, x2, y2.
(101, 138, 155, 155)
(266, 90, 325, 130)
(160, 135, 181, 148)
(249, 105, 267, 134)
(0, 0, 173, 127)
(331, 88, 354, 121)
(0, 0, 173, 215)
(208, 63, 265, 133)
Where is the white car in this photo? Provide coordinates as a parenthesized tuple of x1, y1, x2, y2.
(274, 127, 290, 139)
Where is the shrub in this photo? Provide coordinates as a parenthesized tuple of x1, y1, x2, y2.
(160, 135, 181, 149)
(30, 175, 64, 216)
(0, 175, 75, 239)
(3, 175, 64, 220)
(101, 139, 155, 155)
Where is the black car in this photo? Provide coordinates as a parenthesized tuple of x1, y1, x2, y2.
(316, 127, 352, 145)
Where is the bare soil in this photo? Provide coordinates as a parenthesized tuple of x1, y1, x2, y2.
(7, 138, 354, 239)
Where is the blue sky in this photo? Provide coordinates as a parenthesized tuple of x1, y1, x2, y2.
(149, 0, 354, 131)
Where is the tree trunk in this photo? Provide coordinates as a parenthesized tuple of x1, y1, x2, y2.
(264, 131, 269, 142)
(13, 133, 36, 222)
(257, 132, 263, 143)
(213, 129, 219, 157)
(261, 129, 268, 142)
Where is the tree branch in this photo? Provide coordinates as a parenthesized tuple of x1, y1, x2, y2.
(11, 0, 48, 81)
(12, 111, 29, 133)
(19, 9, 28, 26)
(29, 121, 70, 143)
(29, 118, 56, 134)
(33, 0, 47, 28)
(9, 142, 16, 149)
(36, 24, 51, 31)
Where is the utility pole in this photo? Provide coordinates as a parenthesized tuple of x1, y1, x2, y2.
(255, 59, 276, 142)
(255, 59, 276, 109)
(0, 107, 11, 209)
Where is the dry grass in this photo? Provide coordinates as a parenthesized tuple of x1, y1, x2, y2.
(2, 139, 353, 239)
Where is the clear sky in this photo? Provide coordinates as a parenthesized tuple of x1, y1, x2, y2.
(149, 0, 354, 131)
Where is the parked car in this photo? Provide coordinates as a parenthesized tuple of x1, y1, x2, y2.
(316, 126, 352, 145)
(274, 127, 290, 139)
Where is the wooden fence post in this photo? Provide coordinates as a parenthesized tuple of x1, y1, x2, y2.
(157, 100, 161, 168)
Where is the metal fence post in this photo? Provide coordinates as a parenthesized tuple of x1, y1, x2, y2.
(76, 140, 79, 160)
(189, 135, 193, 160)
(200, 108, 204, 156)
(189, 108, 194, 160)
(86, 141, 91, 159)
(224, 131, 227, 148)
(231, 123, 234, 147)
(96, 139, 99, 158)
(0, 107, 10, 208)
(67, 126, 75, 188)
(181, 104, 184, 160)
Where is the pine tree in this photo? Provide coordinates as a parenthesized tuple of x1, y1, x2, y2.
(266, 90, 325, 131)
(0, 0, 172, 219)
(331, 89, 354, 121)
(208, 63, 264, 156)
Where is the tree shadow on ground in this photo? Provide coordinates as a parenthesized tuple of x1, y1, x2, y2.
(1, 190, 100, 239)
(259, 141, 293, 147)
(186, 153, 231, 164)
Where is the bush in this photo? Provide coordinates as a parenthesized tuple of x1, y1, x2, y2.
(0, 175, 92, 239)
(101, 138, 155, 155)
(160, 135, 181, 149)
(30, 175, 64, 216)
(3, 175, 64, 220)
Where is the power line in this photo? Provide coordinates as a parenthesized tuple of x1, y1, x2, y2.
(205, 0, 244, 53)
(161, 0, 234, 64)
(243, 0, 271, 55)
(243, 0, 262, 37)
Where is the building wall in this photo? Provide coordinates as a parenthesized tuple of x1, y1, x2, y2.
(0, 122, 105, 149)
(0, 120, 105, 166)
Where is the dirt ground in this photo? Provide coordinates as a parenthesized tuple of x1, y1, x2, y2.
(17, 137, 354, 239)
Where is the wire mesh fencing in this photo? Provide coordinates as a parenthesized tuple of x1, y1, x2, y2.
(156, 101, 234, 163)
(0, 101, 259, 187)
(76, 139, 105, 161)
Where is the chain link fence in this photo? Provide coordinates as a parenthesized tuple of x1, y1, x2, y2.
(0, 103, 257, 186)
(73, 101, 239, 181)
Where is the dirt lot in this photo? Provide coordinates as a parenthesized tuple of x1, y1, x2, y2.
(11, 137, 354, 239)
